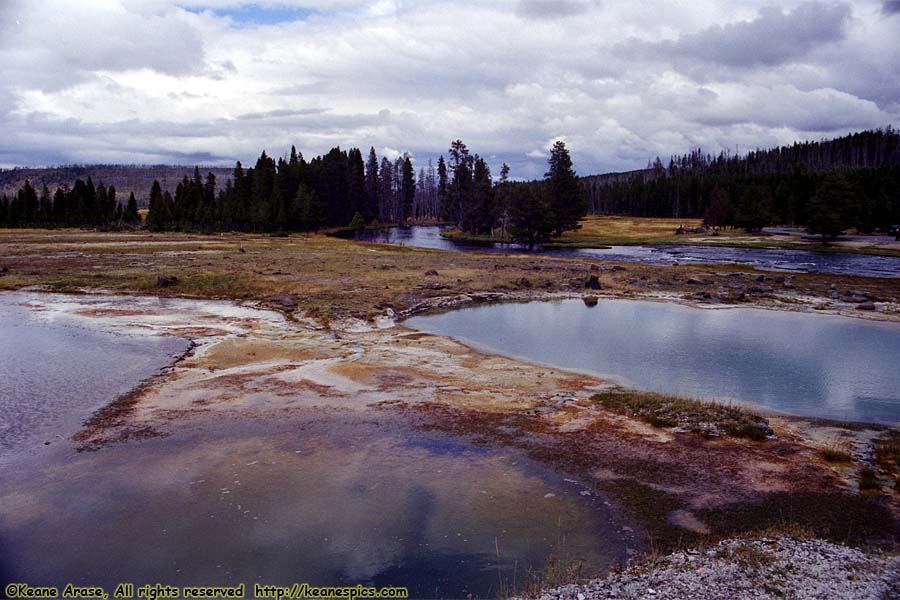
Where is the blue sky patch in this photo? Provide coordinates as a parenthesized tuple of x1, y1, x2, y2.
(183, 4, 317, 26)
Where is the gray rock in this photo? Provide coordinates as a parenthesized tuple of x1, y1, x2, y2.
(856, 302, 877, 311)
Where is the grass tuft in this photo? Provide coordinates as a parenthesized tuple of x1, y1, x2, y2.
(859, 466, 881, 492)
(591, 390, 772, 441)
(820, 443, 853, 463)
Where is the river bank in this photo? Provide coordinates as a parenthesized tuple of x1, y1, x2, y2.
(440, 215, 900, 258)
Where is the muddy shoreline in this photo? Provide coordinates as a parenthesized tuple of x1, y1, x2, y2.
(7, 288, 900, 553)
(2, 230, 900, 594)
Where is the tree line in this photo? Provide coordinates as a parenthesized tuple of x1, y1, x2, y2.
(582, 127, 900, 234)
(0, 140, 588, 246)
(0, 178, 140, 229)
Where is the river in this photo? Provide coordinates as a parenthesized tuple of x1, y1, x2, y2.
(357, 226, 900, 278)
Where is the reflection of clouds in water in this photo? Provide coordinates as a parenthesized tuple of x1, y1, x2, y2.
(0, 420, 622, 592)
(409, 300, 900, 423)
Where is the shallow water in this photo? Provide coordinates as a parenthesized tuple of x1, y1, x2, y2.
(0, 293, 190, 458)
(407, 299, 900, 424)
(0, 413, 629, 598)
(0, 294, 630, 597)
(357, 226, 900, 278)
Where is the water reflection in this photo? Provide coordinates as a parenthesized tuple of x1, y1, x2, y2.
(0, 415, 627, 598)
(356, 226, 900, 278)
(0, 294, 190, 458)
(407, 299, 900, 424)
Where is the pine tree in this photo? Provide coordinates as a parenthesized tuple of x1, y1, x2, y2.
(19, 180, 38, 225)
(52, 187, 67, 225)
(297, 183, 325, 232)
(807, 173, 857, 241)
(365, 147, 380, 222)
(545, 141, 586, 236)
(508, 184, 553, 249)
(348, 148, 366, 222)
(401, 155, 415, 224)
(437, 155, 448, 221)
(146, 180, 168, 230)
(704, 186, 730, 230)
(106, 184, 117, 225)
(448, 140, 474, 230)
(379, 157, 394, 223)
(734, 185, 774, 232)
(471, 157, 494, 233)
(349, 211, 365, 234)
(38, 185, 53, 226)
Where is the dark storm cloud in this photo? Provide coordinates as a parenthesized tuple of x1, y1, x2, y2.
(883, 1, 900, 13)
(620, 2, 851, 68)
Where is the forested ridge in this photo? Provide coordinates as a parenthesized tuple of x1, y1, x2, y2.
(2, 128, 898, 240)
(0, 140, 586, 245)
(582, 128, 900, 233)
(0, 164, 233, 207)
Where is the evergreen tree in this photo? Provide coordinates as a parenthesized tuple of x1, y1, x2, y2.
(146, 180, 168, 230)
(379, 157, 394, 223)
(106, 184, 117, 224)
(508, 184, 553, 249)
(545, 141, 586, 236)
(365, 147, 380, 222)
(297, 183, 325, 232)
(704, 186, 730, 230)
(437, 155, 448, 221)
(38, 185, 53, 226)
(448, 140, 474, 230)
(13, 181, 39, 226)
(83, 177, 97, 225)
(471, 157, 495, 233)
(349, 211, 365, 234)
(52, 187, 67, 225)
(807, 173, 857, 240)
(124, 192, 140, 225)
(401, 155, 415, 223)
(348, 148, 366, 222)
(734, 185, 774, 232)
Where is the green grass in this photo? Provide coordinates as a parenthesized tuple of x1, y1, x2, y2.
(591, 390, 772, 441)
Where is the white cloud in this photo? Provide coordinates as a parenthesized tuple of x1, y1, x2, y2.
(0, 0, 897, 177)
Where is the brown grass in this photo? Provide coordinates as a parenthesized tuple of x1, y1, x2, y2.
(591, 390, 773, 441)
(4, 229, 900, 325)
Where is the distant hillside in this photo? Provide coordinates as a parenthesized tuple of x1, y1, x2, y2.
(0, 165, 234, 207)
(579, 127, 900, 228)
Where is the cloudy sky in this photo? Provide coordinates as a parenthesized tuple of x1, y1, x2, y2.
(1, 0, 898, 178)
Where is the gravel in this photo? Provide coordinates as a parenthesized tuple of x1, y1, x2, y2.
(525, 537, 900, 600)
